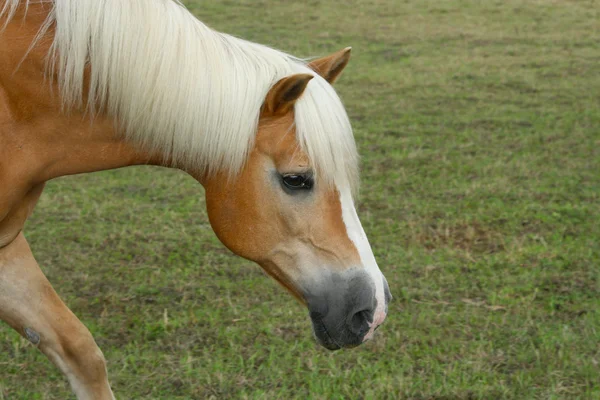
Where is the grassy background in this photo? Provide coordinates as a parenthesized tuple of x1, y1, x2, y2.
(1, 0, 599, 398)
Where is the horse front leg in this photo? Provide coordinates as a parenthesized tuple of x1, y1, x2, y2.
(0, 233, 114, 400)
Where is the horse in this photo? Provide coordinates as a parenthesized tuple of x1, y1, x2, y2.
(0, 0, 391, 398)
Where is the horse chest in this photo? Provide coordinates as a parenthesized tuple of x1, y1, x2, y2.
(0, 75, 43, 247)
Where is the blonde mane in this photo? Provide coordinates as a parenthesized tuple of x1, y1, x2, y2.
(1, 0, 358, 192)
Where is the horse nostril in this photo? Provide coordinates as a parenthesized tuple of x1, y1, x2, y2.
(349, 309, 372, 335)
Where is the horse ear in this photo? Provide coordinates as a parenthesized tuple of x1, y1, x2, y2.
(308, 47, 352, 84)
(263, 73, 314, 115)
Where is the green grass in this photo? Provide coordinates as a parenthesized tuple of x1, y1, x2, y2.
(2, 0, 600, 398)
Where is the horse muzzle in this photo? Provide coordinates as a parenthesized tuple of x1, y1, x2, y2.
(305, 269, 391, 350)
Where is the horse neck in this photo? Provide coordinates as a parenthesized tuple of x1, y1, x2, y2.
(0, 3, 164, 187)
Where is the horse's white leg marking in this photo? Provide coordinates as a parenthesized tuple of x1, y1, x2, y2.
(338, 186, 387, 341)
(0, 233, 114, 400)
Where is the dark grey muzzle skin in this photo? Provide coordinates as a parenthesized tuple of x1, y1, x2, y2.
(305, 269, 392, 350)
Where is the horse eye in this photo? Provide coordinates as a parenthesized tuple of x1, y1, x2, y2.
(282, 174, 313, 190)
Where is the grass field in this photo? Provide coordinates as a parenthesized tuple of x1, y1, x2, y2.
(1, 0, 600, 398)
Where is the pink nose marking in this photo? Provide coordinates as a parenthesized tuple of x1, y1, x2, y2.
(362, 310, 387, 342)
